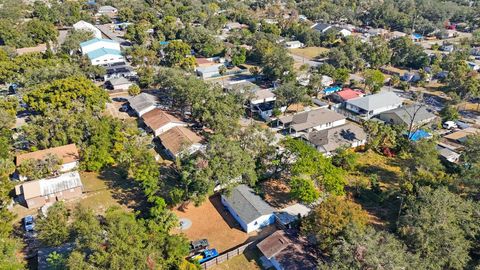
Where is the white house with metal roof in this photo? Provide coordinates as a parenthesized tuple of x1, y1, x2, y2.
(345, 91, 404, 119)
(73, 20, 102, 39)
(221, 185, 275, 233)
(129, 93, 158, 116)
(80, 38, 124, 65)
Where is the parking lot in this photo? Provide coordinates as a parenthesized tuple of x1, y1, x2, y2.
(172, 195, 275, 253)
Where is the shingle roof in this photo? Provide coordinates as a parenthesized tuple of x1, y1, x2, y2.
(346, 92, 403, 111)
(223, 185, 274, 224)
(16, 144, 79, 166)
(129, 93, 158, 114)
(311, 23, 332, 32)
(159, 126, 202, 156)
(257, 230, 290, 258)
(305, 123, 367, 152)
(279, 108, 345, 132)
(141, 109, 185, 132)
(86, 48, 122, 60)
(19, 171, 83, 200)
(379, 105, 436, 125)
(109, 77, 131, 86)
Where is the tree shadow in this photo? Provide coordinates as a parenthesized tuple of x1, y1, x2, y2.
(98, 166, 148, 214)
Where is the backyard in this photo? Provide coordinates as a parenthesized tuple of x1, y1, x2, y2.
(288, 46, 329, 60)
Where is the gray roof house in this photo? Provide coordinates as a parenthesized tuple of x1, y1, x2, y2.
(304, 122, 367, 155)
(345, 92, 404, 119)
(221, 185, 275, 233)
(129, 93, 158, 116)
(378, 105, 437, 127)
(278, 108, 346, 136)
(311, 23, 333, 33)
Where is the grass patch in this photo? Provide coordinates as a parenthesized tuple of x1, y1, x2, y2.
(289, 47, 329, 60)
(210, 247, 266, 270)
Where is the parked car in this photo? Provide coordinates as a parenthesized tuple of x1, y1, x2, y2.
(443, 121, 458, 129)
(23, 215, 35, 232)
(119, 104, 130, 112)
(189, 239, 209, 255)
(191, 248, 219, 264)
(455, 121, 470, 129)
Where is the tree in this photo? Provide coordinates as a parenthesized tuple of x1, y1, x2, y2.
(17, 153, 62, 180)
(25, 19, 58, 44)
(440, 104, 459, 121)
(128, 84, 141, 96)
(459, 135, 480, 194)
(124, 20, 151, 45)
(333, 68, 350, 84)
(363, 69, 385, 93)
(251, 39, 294, 82)
(23, 76, 109, 114)
(398, 187, 480, 270)
(290, 176, 320, 203)
(46, 251, 66, 270)
(363, 36, 392, 69)
(163, 40, 196, 70)
(61, 30, 93, 54)
(37, 202, 70, 247)
(390, 37, 430, 69)
(332, 147, 358, 171)
(363, 121, 398, 153)
(231, 47, 246, 66)
(273, 82, 309, 112)
(319, 226, 416, 270)
(302, 196, 368, 251)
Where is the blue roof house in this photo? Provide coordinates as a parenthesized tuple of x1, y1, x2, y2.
(323, 85, 342, 95)
(80, 38, 124, 65)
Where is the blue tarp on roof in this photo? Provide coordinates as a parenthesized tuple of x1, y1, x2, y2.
(87, 48, 122, 60)
(412, 33, 423, 40)
(408, 129, 431, 141)
(159, 41, 170, 45)
(323, 85, 342, 95)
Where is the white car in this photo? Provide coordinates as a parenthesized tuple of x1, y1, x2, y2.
(443, 121, 457, 129)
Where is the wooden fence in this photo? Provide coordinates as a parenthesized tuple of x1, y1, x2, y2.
(200, 241, 254, 269)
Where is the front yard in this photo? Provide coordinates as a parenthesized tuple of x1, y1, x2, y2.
(289, 46, 329, 60)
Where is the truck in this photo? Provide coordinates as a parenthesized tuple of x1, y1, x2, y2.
(189, 239, 209, 256)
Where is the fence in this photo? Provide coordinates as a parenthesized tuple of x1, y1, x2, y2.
(200, 241, 254, 269)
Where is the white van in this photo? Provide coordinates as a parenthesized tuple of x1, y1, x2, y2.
(443, 121, 457, 129)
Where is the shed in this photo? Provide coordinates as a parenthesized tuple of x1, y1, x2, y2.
(221, 185, 275, 233)
(128, 93, 158, 116)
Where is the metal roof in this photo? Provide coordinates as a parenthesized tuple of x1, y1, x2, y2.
(87, 48, 122, 60)
(129, 93, 158, 113)
(80, 38, 118, 47)
(223, 185, 274, 224)
(346, 91, 403, 111)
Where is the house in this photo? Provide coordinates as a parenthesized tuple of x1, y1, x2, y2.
(330, 88, 364, 103)
(224, 22, 248, 31)
(471, 47, 480, 57)
(311, 23, 332, 33)
(104, 64, 136, 81)
(128, 93, 158, 116)
(196, 64, 224, 79)
(389, 31, 407, 40)
(15, 171, 83, 209)
(15, 44, 47, 55)
(141, 109, 186, 136)
(96, 5, 118, 17)
(158, 126, 203, 158)
(16, 144, 80, 180)
(285, 41, 304, 49)
(221, 185, 275, 233)
(380, 66, 405, 77)
(278, 108, 346, 136)
(250, 89, 277, 120)
(401, 72, 421, 83)
(440, 44, 455, 53)
(467, 61, 480, 71)
(411, 33, 423, 42)
(303, 122, 367, 155)
(345, 92, 404, 119)
(73, 20, 102, 39)
(443, 128, 480, 143)
(257, 230, 316, 270)
(80, 38, 120, 55)
(437, 146, 460, 163)
(378, 105, 437, 127)
(107, 77, 133, 91)
(80, 38, 124, 66)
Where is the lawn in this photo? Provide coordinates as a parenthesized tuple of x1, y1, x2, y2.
(289, 46, 329, 60)
(210, 247, 265, 270)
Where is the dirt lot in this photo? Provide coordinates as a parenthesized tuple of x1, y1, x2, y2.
(173, 195, 275, 253)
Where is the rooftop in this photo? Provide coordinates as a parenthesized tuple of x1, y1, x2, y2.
(141, 109, 184, 131)
(223, 184, 275, 225)
(335, 88, 364, 101)
(380, 105, 436, 126)
(346, 91, 403, 111)
(109, 77, 131, 86)
(305, 122, 367, 153)
(16, 144, 79, 166)
(17, 171, 83, 200)
(87, 48, 122, 59)
(129, 93, 158, 113)
(159, 126, 202, 156)
(279, 108, 346, 132)
(80, 38, 119, 48)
